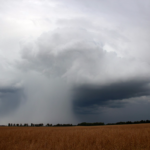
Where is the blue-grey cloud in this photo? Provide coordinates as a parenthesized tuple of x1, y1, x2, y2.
(0, 86, 25, 116)
(72, 79, 150, 114)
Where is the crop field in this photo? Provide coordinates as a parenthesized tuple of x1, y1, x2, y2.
(0, 124, 150, 150)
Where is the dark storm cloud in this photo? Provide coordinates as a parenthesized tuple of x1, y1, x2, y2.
(72, 79, 150, 114)
(0, 86, 24, 116)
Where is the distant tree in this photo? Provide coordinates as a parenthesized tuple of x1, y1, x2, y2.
(40, 123, 43, 126)
(134, 121, 140, 124)
(140, 120, 145, 123)
(46, 124, 52, 126)
(126, 121, 132, 124)
(107, 123, 115, 125)
(23, 123, 28, 126)
(31, 123, 34, 126)
(116, 122, 126, 125)
(146, 120, 150, 123)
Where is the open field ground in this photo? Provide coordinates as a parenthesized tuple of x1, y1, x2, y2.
(0, 124, 150, 150)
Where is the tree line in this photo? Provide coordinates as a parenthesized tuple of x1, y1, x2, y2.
(107, 120, 150, 125)
(8, 123, 72, 127)
(77, 122, 104, 126)
(7, 120, 150, 127)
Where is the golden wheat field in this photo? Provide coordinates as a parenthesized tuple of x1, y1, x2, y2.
(0, 124, 150, 150)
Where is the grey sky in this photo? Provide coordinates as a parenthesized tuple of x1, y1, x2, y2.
(0, 0, 150, 124)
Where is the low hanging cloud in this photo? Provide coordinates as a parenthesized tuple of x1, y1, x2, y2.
(0, 85, 24, 116)
(72, 79, 150, 114)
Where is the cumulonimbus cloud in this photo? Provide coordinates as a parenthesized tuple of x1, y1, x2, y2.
(17, 27, 150, 121)
(1, 0, 150, 124)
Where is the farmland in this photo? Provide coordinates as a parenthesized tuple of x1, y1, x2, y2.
(0, 124, 150, 150)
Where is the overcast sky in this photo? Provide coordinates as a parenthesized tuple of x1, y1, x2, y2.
(0, 0, 150, 125)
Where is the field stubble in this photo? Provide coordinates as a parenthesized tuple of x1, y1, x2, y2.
(0, 124, 150, 150)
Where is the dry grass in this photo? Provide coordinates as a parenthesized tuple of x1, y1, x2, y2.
(0, 124, 150, 150)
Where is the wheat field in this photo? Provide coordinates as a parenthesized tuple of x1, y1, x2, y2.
(0, 124, 150, 150)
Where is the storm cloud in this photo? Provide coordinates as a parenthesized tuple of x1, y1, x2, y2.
(72, 79, 150, 114)
(0, 0, 150, 124)
(0, 86, 24, 115)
